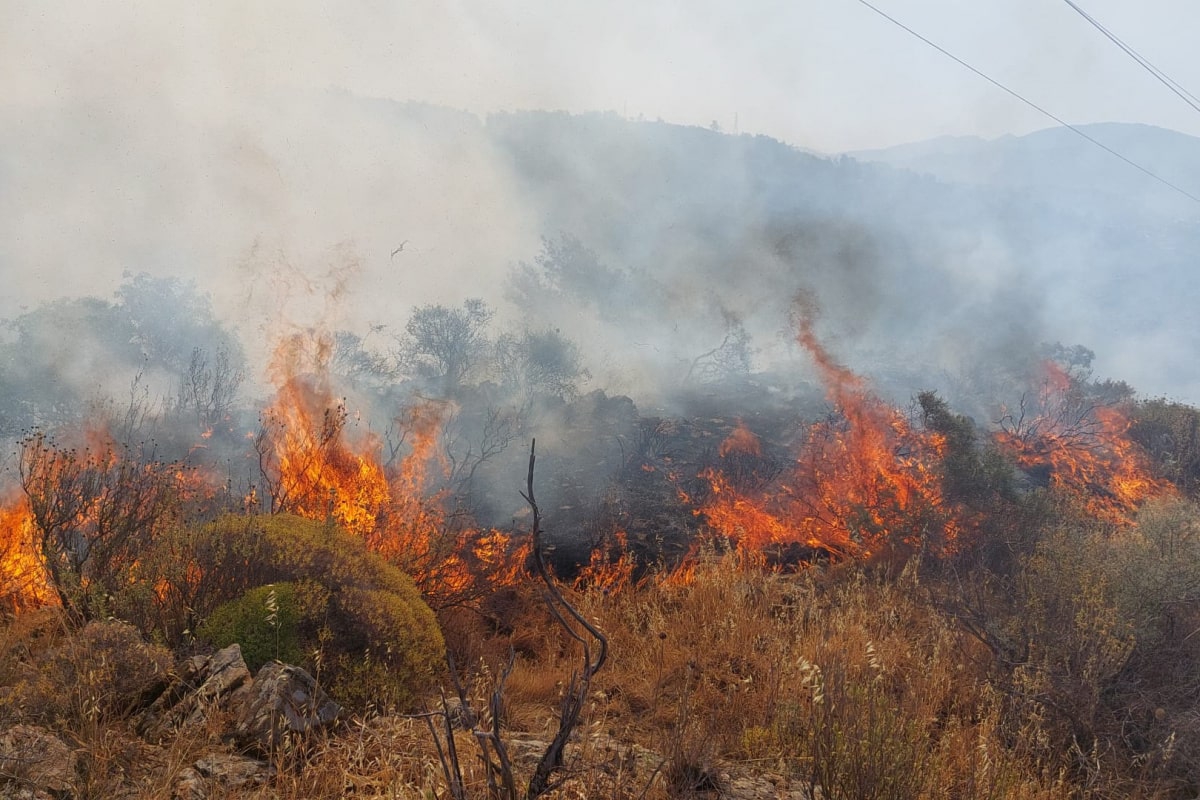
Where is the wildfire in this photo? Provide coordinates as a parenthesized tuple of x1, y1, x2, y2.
(0, 494, 54, 612)
(257, 331, 391, 537)
(258, 331, 527, 607)
(719, 421, 762, 458)
(994, 361, 1172, 522)
(696, 303, 957, 563)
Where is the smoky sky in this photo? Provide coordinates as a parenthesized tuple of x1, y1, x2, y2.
(2, 1, 1199, 406)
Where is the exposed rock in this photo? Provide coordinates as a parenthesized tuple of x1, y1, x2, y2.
(444, 695, 479, 730)
(233, 661, 342, 754)
(501, 731, 817, 800)
(0, 724, 77, 796)
(720, 768, 817, 800)
(172, 752, 273, 800)
(138, 644, 252, 742)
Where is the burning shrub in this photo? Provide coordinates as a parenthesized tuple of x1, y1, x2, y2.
(994, 362, 1174, 525)
(17, 429, 198, 623)
(192, 513, 444, 711)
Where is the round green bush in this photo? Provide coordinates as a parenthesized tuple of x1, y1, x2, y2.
(196, 581, 325, 672)
(327, 585, 446, 709)
(192, 513, 445, 710)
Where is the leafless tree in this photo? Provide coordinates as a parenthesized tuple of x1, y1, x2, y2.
(177, 346, 245, 430)
(19, 430, 183, 622)
(422, 440, 608, 799)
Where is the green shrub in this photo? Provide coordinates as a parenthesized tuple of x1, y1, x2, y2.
(190, 513, 445, 710)
(197, 581, 327, 672)
(326, 586, 446, 709)
(980, 499, 1200, 790)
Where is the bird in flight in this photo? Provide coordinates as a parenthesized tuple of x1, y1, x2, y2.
(390, 240, 409, 259)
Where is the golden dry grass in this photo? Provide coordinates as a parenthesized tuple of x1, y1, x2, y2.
(0, 551, 1115, 799)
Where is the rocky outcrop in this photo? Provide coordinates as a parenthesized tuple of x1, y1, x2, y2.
(137, 643, 252, 742)
(132, 646, 341, 797)
(137, 645, 342, 752)
(172, 752, 274, 800)
(0, 724, 77, 798)
(233, 661, 342, 754)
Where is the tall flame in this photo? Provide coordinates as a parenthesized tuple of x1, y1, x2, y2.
(258, 331, 527, 608)
(258, 331, 390, 537)
(0, 493, 54, 612)
(697, 303, 956, 562)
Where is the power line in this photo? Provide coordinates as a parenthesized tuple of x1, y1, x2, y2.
(1059, 0, 1200, 115)
(851, 0, 1200, 206)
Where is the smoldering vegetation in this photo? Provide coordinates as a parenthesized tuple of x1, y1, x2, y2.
(9, 100, 1200, 800)
(2, 100, 1198, 565)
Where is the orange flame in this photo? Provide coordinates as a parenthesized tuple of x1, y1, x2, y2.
(259, 332, 528, 608)
(0, 494, 55, 612)
(718, 421, 762, 458)
(574, 531, 637, 594)
(995, 361, 1172, 522)
(259, 331, 390, 537)
(696, 305, 957, 564)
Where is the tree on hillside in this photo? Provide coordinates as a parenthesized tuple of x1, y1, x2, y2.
(494, 326, 590, 402)
(116, 272, 242, 374)
(396, 299, 494, 396)
(506, 235, 632, 313)
(0, 297, 139, 431)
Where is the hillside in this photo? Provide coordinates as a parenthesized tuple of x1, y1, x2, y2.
(5, 103, 1200, 799)
(482, 112, 1200, 404)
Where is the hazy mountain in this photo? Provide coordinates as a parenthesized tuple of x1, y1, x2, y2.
(848, 123, 1200, 215)
(477, 111, 1200, 405)
(842, 122, 1200, 401)
(5, 89, 1199, 410)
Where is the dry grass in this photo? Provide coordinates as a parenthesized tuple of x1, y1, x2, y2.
(0, 542, 1175, 799)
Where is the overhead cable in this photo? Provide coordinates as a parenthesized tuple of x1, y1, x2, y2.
(852, 0, 1200, 206)
(1060, 0, 1200, 116)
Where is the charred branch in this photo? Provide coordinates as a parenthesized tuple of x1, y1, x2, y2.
(521, 438, 608, 798)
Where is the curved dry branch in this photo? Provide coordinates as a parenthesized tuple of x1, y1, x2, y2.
(521, 439, 609, 799)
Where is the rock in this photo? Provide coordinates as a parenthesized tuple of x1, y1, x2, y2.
(0, 724, 77, 796)
(172, 752, 272, 800)
(445, 696, 478, 730)
(233, 661, 342, 754)
(138, 644, 253, 741)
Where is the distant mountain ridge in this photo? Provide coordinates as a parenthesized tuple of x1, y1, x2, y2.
(846, 122, 1200, 216)
(467, 108, 1200, 401)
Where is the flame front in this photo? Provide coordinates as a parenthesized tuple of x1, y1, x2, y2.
(698, 308, 956, 563)
(995, 361, 1172, 523)
(0, 494, 54, 612)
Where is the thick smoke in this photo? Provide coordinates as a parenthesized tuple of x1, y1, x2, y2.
(3, 2, 1200, 517)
